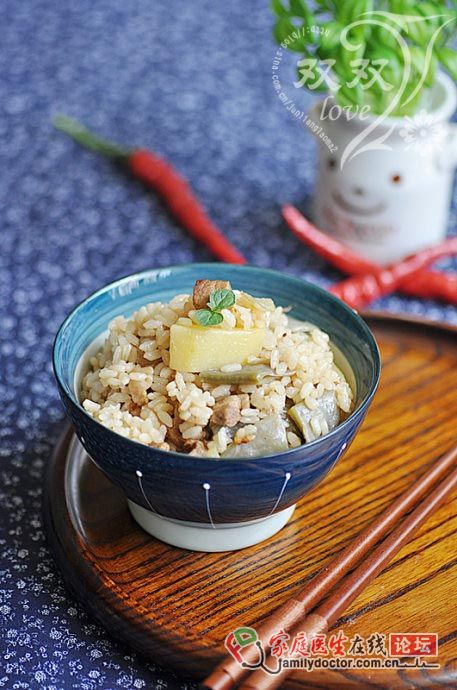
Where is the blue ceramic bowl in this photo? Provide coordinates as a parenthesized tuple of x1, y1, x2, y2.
(53, 264, 380, 550)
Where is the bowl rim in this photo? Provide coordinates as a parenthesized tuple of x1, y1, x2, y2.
(53, 263, 381, 463)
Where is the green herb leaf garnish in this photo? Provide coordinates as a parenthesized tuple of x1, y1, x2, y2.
(208, 289, 236, 312)
(195, 288, 236, 327)
(195, 309, 224, 326)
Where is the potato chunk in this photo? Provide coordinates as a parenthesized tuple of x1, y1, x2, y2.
(169, 324, 266, 373)
(192, 279, 231, 309)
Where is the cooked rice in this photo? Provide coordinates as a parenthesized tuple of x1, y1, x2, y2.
(80, 289, 353, 457)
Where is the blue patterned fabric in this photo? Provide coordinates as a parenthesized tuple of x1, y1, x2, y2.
(1, 1, 456, 688)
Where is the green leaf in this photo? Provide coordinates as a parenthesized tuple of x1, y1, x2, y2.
(271, 0, 289, 18)
(195, 310, 224, 327)
(417, 1, 450, 32)
(273, 17, 307, 51)
(366, 45, 403, 90)
(319, 21, 344, 53)
(406, 11, 435, 46)
(390, 0, 416, 10)
(273, 17, 294, 43)
(337, 82, 364, 107)
(372, 20, 402, 50)
(332, 47, 356, 84)
(289, 0, 311, 18)
(345, 0, 371, 27)
(208, 289, 236, 312)
(435, 46, 457, 80)
(409, 45, 437, 87)
(289, 0, 318, 44)
(396, 79, 424, 116)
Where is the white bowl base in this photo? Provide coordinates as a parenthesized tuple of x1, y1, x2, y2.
(127, 500, 295, 552)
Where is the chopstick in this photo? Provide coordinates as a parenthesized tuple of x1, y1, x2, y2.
(202, 445, 457, 690)
(240, 460, 457, 690)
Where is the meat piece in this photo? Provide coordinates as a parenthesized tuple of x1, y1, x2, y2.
(166, 410, 185, 451)
(183, 439, 208, 456)
(124, 401, 142, 416)
(211, 395, 241, 427)
(137, 349, 153, 367)
(128, 380, 148, 406)
(192, 279, 231, 310)
(238, 393, 250, 410)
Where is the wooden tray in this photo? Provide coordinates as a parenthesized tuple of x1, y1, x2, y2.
(43, 315, 457, 689)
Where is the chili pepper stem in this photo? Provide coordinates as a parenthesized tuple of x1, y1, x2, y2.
(53, 115, 131, 160)
(54, 115, 247, 265)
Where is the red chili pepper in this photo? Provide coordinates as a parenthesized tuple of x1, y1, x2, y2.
(412, 270, 457, 303)
(283, 205, 457, 305)
(330, 238, 457, 309)
(54, 116, 247, 265)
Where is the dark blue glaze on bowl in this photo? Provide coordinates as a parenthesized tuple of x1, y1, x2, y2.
(53, 264, 380, 524)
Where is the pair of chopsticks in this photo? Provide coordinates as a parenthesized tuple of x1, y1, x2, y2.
(202, 444, 457, 690)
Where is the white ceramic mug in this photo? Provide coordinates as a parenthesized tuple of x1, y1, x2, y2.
(311, 72, 457, 265)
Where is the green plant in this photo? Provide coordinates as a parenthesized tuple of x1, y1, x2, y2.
(272, 0, 457, 115)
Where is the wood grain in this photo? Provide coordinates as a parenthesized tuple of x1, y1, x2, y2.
(43, 317, 457, 689)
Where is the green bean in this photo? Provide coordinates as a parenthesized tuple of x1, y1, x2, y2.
(200, 365, 276, 385)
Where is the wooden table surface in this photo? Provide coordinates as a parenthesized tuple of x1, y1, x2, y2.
(43, 317, 457, 689)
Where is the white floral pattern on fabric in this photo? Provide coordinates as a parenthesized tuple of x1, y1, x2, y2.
(0, 0, 456, 688)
